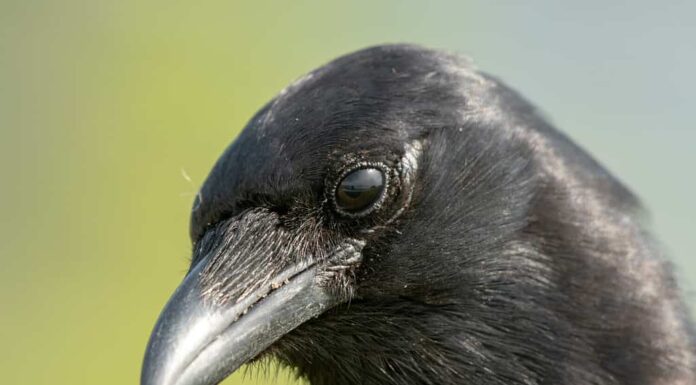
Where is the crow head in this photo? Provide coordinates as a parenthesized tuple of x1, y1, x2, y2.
(141, 45, 695, 385)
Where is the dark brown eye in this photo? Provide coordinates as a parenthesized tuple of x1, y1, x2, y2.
(335, 167, 385, 214)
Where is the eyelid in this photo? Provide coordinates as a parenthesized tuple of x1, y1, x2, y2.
(329, 161, 392, 218)
(336, 168, 385, 211)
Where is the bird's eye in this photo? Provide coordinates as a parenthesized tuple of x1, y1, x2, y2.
(335, 167, 385, 214)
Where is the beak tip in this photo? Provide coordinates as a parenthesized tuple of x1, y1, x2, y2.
(140, 269, 215, 385)
(140, 227, 357, 385)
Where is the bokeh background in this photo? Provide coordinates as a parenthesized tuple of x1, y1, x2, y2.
(2, 1, 695, 384)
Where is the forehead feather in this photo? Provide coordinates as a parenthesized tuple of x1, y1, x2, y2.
(190, 44, 482, 239)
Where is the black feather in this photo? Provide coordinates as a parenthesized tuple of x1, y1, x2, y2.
(192, 44, 696, 385)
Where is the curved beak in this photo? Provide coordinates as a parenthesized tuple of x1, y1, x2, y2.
(141, 210, 363, 385)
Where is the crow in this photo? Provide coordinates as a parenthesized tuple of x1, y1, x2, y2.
(141, 44, 696, 385)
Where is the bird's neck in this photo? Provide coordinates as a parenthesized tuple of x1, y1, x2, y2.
(271, 300, 477, 385)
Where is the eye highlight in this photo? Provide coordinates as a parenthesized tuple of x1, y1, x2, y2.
(334, 167, 386, 215)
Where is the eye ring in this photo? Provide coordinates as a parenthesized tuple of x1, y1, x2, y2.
(330, 162, 390, 218)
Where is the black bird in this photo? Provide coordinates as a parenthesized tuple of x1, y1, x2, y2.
(142, 44, 696, 385)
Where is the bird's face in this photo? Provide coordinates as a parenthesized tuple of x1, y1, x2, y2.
(142, 45, 544, 385)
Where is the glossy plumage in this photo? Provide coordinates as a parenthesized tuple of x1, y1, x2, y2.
(143, 45, 696, 385)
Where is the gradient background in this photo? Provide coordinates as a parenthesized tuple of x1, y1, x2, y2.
(2, 1, 695, 384)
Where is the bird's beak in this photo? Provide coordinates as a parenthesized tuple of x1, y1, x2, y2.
(141, 210, 363, 385)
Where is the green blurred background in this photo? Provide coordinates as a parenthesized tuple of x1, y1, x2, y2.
(1, 1, 694, 384)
